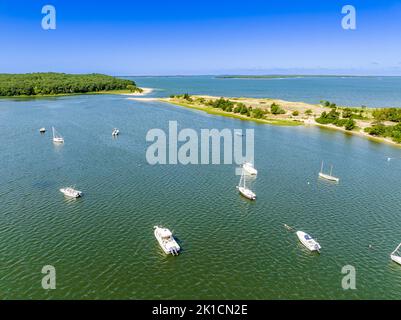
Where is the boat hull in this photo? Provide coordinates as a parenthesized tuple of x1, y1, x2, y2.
(318, 172, 339, 182)
(391, 254, 401, 265)
(238, 186, 256, 200)
(296, 231, 321, 252)
(60, 188, 82, 198)
(243, 163, 258, 175)
(154, 227, 180, 255)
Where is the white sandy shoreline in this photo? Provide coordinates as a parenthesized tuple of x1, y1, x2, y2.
(121, 87, 154, 96)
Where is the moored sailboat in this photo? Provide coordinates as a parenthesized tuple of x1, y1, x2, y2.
(52, 126, 64, 143)
(237, 169, 256, 200)
(318, 161, 339, 182)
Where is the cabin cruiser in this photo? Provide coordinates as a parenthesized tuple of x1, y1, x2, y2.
(60, 187, 82, 198)
(243, 162, 258, 175)
(296, 231, 321, 253)
(39, 127, 46, 133)
(154, 226, 180, 255)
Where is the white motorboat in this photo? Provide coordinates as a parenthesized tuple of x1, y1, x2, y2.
(237, 169, 256, 200)
(112, 128, 120, 136)
(154, 226, 180, 255)
(39, 127, 46, 133)
(296, 231, 321, 252)
(390, 243, 401, 266)
(52, 127, 64, 143)
(243, 162, 258, 175)
(60, 187, 82, 198)
(318, 161, 339, 182)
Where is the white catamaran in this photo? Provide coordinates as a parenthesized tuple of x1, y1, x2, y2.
(390, 243, 401, 266)
(318, 161, 339, 182)
(154, 226, 180, 255)
(52, 127, 64, 143)
(237, 169, 256, 200)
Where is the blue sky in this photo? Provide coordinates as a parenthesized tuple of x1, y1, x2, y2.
(0, 0, 401, 75)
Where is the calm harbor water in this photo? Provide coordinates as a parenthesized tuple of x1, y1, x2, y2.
(1, 76, 401, 299)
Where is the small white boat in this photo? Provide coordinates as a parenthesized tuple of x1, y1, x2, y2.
(390, 243, 401, 266)
(154, 226, 180, 255)
(112, 128, 120, 136)
(237, 169, 256, 200)
(60, 187, 82, 198)
(318, 161, 339, 182)
(52, 127, 64, 143)
(39, 127, 46, 133)
(243, 162, 258, 175)
(296, 231, 321, 252)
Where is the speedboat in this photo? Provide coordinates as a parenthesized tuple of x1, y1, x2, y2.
(243, 162, 258, 175)
(112, 128, 120, 136)
(60, 187, 82, 198)
(391, 243, 401, 265)
(296, 231, 321, 252)
(154, 226, 180, 255)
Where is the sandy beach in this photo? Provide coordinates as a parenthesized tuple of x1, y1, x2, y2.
(121, 87, 154, 96)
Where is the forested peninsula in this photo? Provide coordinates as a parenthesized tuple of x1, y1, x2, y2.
(0, 73, 142, 96)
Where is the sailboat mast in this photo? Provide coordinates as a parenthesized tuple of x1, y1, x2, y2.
(52, 126, 55, 139)
(330, 165, 333, 176)
(320, 161, 324, 173)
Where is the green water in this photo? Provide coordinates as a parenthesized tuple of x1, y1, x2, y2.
(1, 90, 401, 299)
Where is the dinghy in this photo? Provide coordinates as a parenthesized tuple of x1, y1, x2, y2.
(154, 226, 180, 255)
(296, 231, 321, 252)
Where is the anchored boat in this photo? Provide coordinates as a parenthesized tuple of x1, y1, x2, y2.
(391, 243, 401, 265)
(39, 127, 46, 133)
(318, 161, 339, 182)
(243, 162, 258, 175)
(296, 231, 321, 253)
(154, 226, 180, 255)
(237, 169, 256, 200)
(60, 187, 82, 198)
(112, 128, 120, 136)
(52, 127, 64, 143)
